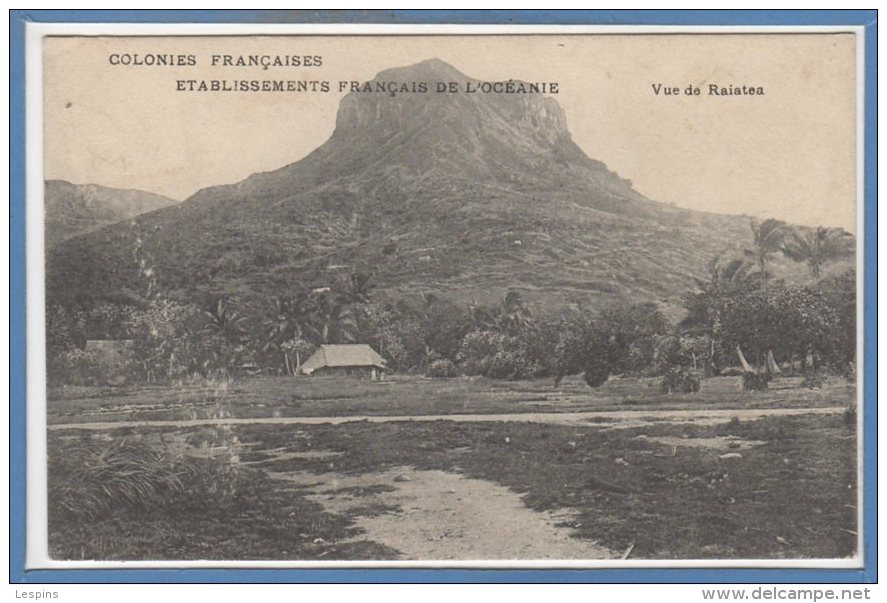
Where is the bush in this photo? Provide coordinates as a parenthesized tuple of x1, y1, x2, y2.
(457, 331, 542, 380)
(49, 439, 201, 523)
(843, 404, 856, 429)
(598, 302, 671, 374)
(660, 366, 701, 394)
(427, 359, 459, 378)
(49, 435, 248, 525)
(742, 371, 771, 391)
(126, 299, 215, 381)
(653, 335, 712, 377)
(801, 372, 825, 389)
(583, 362, 610, 388)
(49, 348, 132, 386)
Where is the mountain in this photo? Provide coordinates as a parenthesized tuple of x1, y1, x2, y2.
(44, 180, 178, 247)
(45, 59, 837, 314)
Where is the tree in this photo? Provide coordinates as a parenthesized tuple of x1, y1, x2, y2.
(466, 291, 533, 335)
(811, 269, 856, 370)
(456, 330, 541, 380)
(597, 302, 671, 374)
(466, 302, 499, 332)
(126, 300, 207, 381)
(580, 327, 616, 387)
(701, 252, 760, 293)
(200, 298, 249, 377)
(45, 303, 86, 355)
(203, 298, 246, 339)
(680, 252, 761, 373)
(340, 270, 375, 305)
(749, 218, 788, 289)
(497, 291, 533, 335)
(545, 307, 621, 387)
(280, 337, 316, 374)
(782, 226, 854, 278)
(653, 334, 711, 374)
(419, 297, 471, 363)
(549, 312, 594, 383)
(264, 295, 305, 374)
(84, 302, 139, 341)
(716, 285, 842, 372)
(353, 301, 426, 372)
(378, 318, 426, 372)
(309, 291, 358, 344)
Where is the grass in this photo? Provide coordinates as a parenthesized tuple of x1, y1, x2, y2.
(48, 437, 205, 522)
(227, 415, 856, 559)
(46, 375, 858, 561)
(47, 374, 855, 425)
(49, 412, 856, 560)
(47, 433, 398, 561)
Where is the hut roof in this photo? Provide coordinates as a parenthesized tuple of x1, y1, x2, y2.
(300, 344, 387, 375)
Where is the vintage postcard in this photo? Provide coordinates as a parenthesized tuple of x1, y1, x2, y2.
(26, 24, 865, 569)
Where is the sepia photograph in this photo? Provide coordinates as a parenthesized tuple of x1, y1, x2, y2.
(30, 28, 863, 567)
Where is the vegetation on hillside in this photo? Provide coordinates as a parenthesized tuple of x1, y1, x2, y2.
(47, 218, 854, 391)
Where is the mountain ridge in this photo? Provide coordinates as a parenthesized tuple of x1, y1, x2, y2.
(44, 179, 179, 247)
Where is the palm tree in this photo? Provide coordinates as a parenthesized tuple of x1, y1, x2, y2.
(342, 270, 375, 304)
(681, 252, 761, 374)
(467, 302, 499, 332)
(698, 252, 759, 293)
(782, 226, 853, 278)
(497, 291, 533, 334)
(280, 336, 315, 375)
(749, 218, 788, 289)
(203, 298, 246, 338)
(200, 298, 248, 378)
(309, 292, 358, 344)
(264, 294, 312, 375)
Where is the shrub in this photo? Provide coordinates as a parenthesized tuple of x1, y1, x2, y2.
(598, 302, 671, 374)
(49, 348, 132, 386)
(126, 299, 213, 381)
(583, 362, 610, 388)
(427, 359, 459, 378)
(653, 335, 712, 377)
(802, 372, 825, 389)
(843, 404, 856, 429)
(48, 435, 248, 525)
(50, 349, 101, 386)
(742, 371, 771, 391)
(457, 331, 542, 380)
(49, 439, 201, 523)
(660, 366, 702, 394)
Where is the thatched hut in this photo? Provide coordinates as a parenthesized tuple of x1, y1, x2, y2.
(300, 344, 386, 380)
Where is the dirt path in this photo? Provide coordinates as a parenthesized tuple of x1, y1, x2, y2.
(48, 405, 844, 431)
(273, 466, 613, 560)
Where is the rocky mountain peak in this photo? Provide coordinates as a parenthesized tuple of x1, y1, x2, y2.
(332, 59, 570, 149)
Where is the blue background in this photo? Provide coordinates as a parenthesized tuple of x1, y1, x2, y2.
(8, 9, 878, 584)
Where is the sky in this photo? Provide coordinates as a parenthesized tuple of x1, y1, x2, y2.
(43, 33, 858, 232)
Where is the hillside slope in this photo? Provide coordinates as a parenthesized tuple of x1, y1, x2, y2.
(46, 59, 827, 313)
(44, 180, 178, 247)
